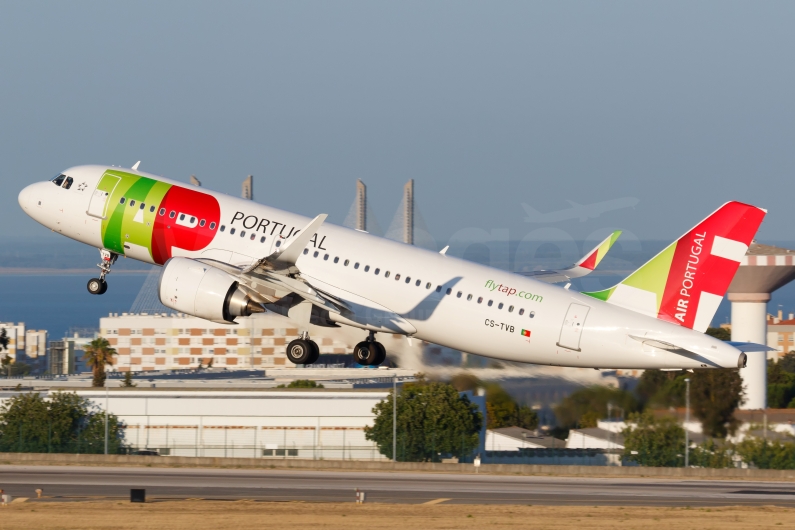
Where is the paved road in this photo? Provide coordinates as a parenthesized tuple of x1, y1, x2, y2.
(2, 465, 795, 506)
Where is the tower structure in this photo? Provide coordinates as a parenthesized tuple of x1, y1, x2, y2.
(355, 179, 367, 231)
(403, 179, 414, 245)
(727, 242, 795, 409)
(242, 175, 253, 200)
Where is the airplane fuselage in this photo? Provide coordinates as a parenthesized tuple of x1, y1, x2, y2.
(19, 165, 744, 369)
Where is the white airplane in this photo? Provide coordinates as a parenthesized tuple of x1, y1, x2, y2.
(19, 164, 768, 370)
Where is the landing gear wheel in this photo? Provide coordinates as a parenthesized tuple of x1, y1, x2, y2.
(286, 339, 312, 365)
(307, 340, 320, 365)
(354, 341, 379, 366)
(373, 341, 386, 366)
(87, 278, 106, 295)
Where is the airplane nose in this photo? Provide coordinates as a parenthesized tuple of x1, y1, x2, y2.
(18, 183, 36, 210)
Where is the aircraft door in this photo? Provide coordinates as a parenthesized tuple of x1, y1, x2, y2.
(557, 303, 590, 351)
(87, 174, 121, 219)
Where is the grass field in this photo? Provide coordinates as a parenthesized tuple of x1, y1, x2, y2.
(1, 501, 794, 529)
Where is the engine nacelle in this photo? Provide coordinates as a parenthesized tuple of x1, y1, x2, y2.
(158, 257, 264, 323)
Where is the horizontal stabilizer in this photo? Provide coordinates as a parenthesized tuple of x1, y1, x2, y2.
(517, 230, 621, 283)
(726, 341, 776, 353)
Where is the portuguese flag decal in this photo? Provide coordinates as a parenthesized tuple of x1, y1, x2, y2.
(520, 329, 531, 338)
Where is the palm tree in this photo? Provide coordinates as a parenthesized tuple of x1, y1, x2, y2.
(83, 337, 117, 387)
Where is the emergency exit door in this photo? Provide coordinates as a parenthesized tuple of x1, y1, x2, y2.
(557, 303, 590, 351)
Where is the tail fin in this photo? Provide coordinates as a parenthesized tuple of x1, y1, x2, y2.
(583, 201, 766, 332)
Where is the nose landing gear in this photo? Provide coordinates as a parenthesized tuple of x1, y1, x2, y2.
(354, 331, 386, 366)
(87, 249, 118, 295)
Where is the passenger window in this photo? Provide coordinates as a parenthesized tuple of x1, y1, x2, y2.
(354, 263, 360, 269)
(240, 231, 246, 237)
(190, 216, 196, 223)
(323, 254, 329, 261)
(120, 197, 126, 204)
(333, 257, 339, 264)
(374, 268, 380, 275)
(220, 225, 225, 232)
(52, 174, 66, 186)
(261, 236, 266, 243)
(519, 308, 525, 315)
(159, 208, 166, 216)
(426, 282, 431, 289)
(150, 205, 156, 213)
(344, 260, 350, 266)
(395, 274, 401, 281)
(365, 265, 371, 272)
(179, 213, 185, 221)
(529, 311, 535, 318)
(169, 211, 176, 218)
(276, 240, 281, 247)
(250, 233, 255, 240)
(210, 222, 217, 230)
(230, 228, 236, 235)
(130, 200, 136, 207)
(303, 248, 308, 254)
(199, 219, 206, 227)
(456, 291, 462, 298)
(488, 300, 493, 307)
(415, 280, 421, 287)
(405, 277, 410, 284)
(63, 177, 73, 189)
(384, 271, 389, 277)
(498, 303, 504, 310)
(436, 286, 442, 292)
(478, 297, 483, 304)
(446, 288, 452, 295)
(467, 294, 473, 301)
(508, 305, 514, 312)
(313, 251, 319, 257)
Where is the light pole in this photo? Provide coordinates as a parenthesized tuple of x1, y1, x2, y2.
(392, 373, 397, 462)
(684, 378, 690, 468)
(104, 382, 109, 455)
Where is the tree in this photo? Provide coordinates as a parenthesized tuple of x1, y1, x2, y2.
(120, 371, 136, 388)
(0, 391, 125, 453)
(767, 358, 795, 408)
(705, 327, 731, 341)
(736, 438, 795, 470)
(622, 412, 684, 467)
(450, 374, 537, 430)
(778, 351, 795, 374)
(554, 386, 639, 430)
(636, 370, 687, 409)
(277, 379, 324, 389)
(690, 369, 743, 438)
(365, 380, 482, 462)
(0, 328, 9, 378)
(688, 439, 735, 469)
(83, 338, 117, 387)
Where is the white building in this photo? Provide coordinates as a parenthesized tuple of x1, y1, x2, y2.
(485, 427, 560, 451)
(0, 322, 47, 369)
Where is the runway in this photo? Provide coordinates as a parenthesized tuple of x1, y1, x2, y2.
(1, 465, 795, 507)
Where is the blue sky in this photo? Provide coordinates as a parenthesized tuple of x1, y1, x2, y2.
(2, 1, 794, 244)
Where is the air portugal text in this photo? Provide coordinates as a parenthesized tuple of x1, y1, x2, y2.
(230, 211, 327, 249)
(674, 231, 706, 324)
(485, 280, 543, 303)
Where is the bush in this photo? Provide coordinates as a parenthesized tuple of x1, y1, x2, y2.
(736, 438, 795, 470)
(688, 439, 735, 469)
(622, 412, 684, 467)
(277, 380, 324, 389)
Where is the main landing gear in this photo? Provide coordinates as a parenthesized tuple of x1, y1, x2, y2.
(286, 332, 320, 365)
(87, 249, 118, 295)
(354, 331, 386, 367)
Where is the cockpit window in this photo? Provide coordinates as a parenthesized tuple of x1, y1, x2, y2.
(52, 174, 66, 186)
(62, 177, 73, 190)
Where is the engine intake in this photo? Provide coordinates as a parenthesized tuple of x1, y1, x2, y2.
(159, 257, 264, 323)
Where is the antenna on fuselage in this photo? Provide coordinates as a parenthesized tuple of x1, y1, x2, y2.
(132, 161, 141, 171)
(190, 175, 202, 187)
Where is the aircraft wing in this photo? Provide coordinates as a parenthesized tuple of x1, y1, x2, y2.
(516, 230, 621, 284)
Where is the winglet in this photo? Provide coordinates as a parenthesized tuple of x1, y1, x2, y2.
(132, 161, 141, 170)
(273, 214, 328, 266)
(575, 230, 622, 270)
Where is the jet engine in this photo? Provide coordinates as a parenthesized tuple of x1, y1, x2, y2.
(158, 257, 264, 323)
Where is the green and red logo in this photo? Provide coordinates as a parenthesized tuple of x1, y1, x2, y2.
(94, 170, 220, 265)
